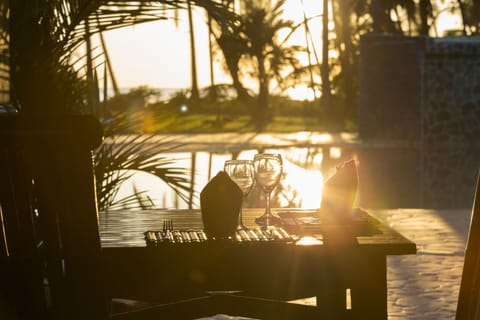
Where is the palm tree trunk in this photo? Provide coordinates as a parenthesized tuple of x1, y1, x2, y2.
(187, 0, 199, 102)
(457, 0, 468, 35)
(208, 13, 223, 124)
(98, 30, 119, 96)
(256, 54, 269, 131)
(208, 14, 215, 90)
(301, 0, 317, 99)
(85, 21, 96, 115)
(321, 0, 332, 106)
(337, 0, 354, 113)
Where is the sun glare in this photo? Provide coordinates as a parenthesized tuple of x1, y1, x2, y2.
(296, 236, 323, 246)
(286, 85, 319, 101)
(281, 155, 324, 208)
(102, 0, 328, 101)
(102, 0, 464, 101)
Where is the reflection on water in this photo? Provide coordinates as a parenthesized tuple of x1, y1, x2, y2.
(114, 146, 346, 210)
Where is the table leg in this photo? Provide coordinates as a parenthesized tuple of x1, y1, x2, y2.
(316, 253, 388, 319)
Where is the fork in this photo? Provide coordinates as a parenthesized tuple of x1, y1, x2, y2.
(163, 219, 174, 242)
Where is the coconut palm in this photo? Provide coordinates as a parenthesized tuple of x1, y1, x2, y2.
(187, 0, 200, 101)
(210, 0, 302, 131)
(7, 1, 232, 112)
(94, 114, 192, 210)
(4, 0, 234, 209)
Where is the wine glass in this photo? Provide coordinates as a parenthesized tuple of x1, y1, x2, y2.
(253, 153, 283, 227)
(224, 159, 255, 230)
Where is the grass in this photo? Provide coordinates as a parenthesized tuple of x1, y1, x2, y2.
(147, 113, 352, 133)
(120, 93, 357, 134)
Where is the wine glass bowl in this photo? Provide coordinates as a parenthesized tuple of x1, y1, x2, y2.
(224, 160, 255, 229)
(253, 153, 283, 227)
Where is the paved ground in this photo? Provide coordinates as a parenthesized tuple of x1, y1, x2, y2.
(374, 208, 470, 319)
(195, 208, 472, 320)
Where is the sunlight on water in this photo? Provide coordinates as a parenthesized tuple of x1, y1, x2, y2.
(281, 155, 323, 208)
(311, 133, 333, 144)
(114, 147, 330, 210)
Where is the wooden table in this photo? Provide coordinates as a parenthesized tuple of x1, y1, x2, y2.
(100, 208, 416, 319)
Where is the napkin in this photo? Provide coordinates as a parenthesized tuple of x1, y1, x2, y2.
(320, 159, 358, 224)
(200, 171, 243, 239)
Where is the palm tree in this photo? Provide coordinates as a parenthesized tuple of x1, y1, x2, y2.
(321, 0, 332, 106)
(211, 0, 302, 131)
(4, 0, 234, 209)
(94, 115, 192, 210)
(187, 0, 200, 101)
(331, 0, 355, 115)
(300, 0, 318, 99)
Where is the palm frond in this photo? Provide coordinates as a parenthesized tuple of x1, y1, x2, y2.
(6, 1, 236, 209)
(94, 115, 191, 210)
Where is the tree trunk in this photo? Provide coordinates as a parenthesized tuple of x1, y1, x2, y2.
(418, 0, 431, 35)
(255, 54, 269, 132)
(215, 33, 254, 108)
(321, 0, 332, 106)
(457, 0, 468, 35)
(338, 0, 355, 115)
(301, 0, 317, 98)
(187, 0, 199, 102)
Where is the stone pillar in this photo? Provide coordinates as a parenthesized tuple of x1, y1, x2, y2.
(357, 34, 425, 207)
(421, 38, 480, 207)
(358, 34, 480, 208)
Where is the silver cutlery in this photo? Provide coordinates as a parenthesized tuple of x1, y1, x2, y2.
(163, 219, 174, 242)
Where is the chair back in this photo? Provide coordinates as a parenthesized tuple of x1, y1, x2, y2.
(0, 115, 109, 320)
(456, 169, 480, 319)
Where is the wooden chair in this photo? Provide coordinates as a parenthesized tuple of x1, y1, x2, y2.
(456, 169, 480, 319)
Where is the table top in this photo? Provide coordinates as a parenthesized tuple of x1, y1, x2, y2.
(99, 208, 416, 255)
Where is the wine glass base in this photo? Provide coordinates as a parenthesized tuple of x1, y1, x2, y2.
(236, 223, 249, 231)
(255, 214, 282, 227)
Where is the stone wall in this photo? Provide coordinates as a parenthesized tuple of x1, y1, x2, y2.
(359, 35, 425, 141)
(358, 34, 480, 208)
(422, 38, 480, 207)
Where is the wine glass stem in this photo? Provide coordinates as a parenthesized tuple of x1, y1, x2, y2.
(238, 195, 248, 229)
(238, 206, 245, 229)
(265, 191, 271, 217)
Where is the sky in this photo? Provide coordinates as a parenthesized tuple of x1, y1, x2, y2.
(101, 0, 323, 99)
(100, 0, 462, 100)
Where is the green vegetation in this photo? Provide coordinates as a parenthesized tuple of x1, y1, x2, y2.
(104, 86, 355, 134)
(2, 0, 476, 209)
(3, 1, 231, 210)
(148, 101, 354, 133)
(210, 0, 303, 131)
(94, 116, 192, 211)
(151, 114, 325, 133)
